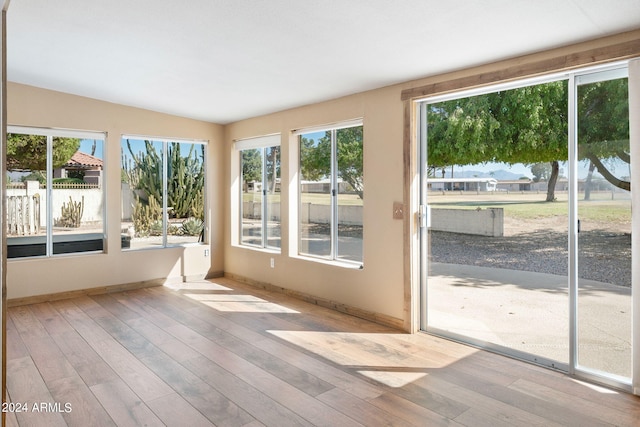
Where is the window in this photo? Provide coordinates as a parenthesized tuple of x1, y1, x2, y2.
(7, 126, 106, 258)
(236, 134, 281, 249)
(297, 120, 363, 264)
(121, 136, 206, 250)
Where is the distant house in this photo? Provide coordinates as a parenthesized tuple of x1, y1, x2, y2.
(428, 178, 497, 192)
(496, 179, 533, 192)
(53, 151, 103, 186)
(530, 179, 569, 192)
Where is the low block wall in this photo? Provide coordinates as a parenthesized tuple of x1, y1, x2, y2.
(430, 207, 503, 237)
(243, 201, 362, 226)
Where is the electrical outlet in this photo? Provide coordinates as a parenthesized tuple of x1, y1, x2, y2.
(270, 258, 275, 268)
(204, 249, 210, 257)
(393, 202, 404, 219)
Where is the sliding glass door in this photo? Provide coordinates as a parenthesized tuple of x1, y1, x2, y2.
(419, 63, 633, 390)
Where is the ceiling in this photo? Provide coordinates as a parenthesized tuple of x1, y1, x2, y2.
(6, 1, 640, 124)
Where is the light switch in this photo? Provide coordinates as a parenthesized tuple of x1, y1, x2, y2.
(393, 202, 404, 219)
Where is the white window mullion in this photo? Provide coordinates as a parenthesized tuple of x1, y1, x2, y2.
(46, 135, 53, 256)
(162, 141, 169, 247)
(629, 58, 640, 396)
(239, 152, 245, 244)
(568, 73, 578, 376)
(330, 129, 338, 260)
(261, 147, 268, 248)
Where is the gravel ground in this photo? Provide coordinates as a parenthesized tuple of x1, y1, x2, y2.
(430, 229, 631, 288)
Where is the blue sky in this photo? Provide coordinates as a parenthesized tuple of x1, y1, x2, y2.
(79, 139, 103, 159)
(454, 159, 630, 180)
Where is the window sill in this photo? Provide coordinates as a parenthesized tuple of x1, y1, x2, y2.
(122, 241, 206, 252)
(293, 254, 363, 270)
(233, 243, 281, 255)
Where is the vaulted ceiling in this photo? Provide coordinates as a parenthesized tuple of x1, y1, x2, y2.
(7, 1, 640, 124)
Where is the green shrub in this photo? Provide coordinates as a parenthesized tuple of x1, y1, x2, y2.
(53, 177, 85, 184)
(181, 217, 204, 236)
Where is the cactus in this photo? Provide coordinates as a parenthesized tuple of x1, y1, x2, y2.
(124, 140, 204, 220)
(124, 140, 163, 204)
(55, 196, 84, 228)
(167, 142, 204, 219)
(132, 194, 162, 237)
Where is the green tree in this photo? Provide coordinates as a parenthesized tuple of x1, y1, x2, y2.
(300, 126, 364, 199)
(7, 134, 80, 171)
(577, 78, 629, 194)
(428, 81, 567, 201)
(265, 146, 280, 194)
(241, 149, 262, 184)
(427, 78, 629, 201)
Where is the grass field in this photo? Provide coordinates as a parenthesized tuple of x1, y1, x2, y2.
(244, 190, 630, 230)
(427, 190, 631, 226)
(244, 192, 364, 206)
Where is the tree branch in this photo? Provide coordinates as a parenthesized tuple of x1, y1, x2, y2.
(616, 150, 630, 164)
(586, 153, 630, 191)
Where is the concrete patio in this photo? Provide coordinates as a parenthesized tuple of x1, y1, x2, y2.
(428, 262, 632, 379)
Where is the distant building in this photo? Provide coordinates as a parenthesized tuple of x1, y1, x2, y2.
(428, 178, 497, 192)
(54, 151, 103, 186)
(496, 179, 533, 192)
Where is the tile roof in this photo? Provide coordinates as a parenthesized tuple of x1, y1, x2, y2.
(65, 151, 103, 169)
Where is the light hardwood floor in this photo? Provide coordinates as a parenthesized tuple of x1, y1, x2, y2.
(5, 277, 640, 426)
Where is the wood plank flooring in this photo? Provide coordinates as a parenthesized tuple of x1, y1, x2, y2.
(5, 277, 640, 426)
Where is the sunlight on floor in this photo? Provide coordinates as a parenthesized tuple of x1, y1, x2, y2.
(356, 370, 428, 387)
(182, 290, 300, 313)
(164, 280, 234, 291)
(569, 378, 620, 394)
(267, 330, 447, 388)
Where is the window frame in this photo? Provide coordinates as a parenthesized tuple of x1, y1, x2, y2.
(294, 119, 364, 266)
(236, 134, 281, 251)
(121, 134, 208, 250)
(7, 125, 107, 258)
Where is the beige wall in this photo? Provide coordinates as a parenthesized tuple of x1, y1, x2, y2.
(6, 83, 225, 300)
(225, 84, 407, 324)
(223, 29, 640, 329)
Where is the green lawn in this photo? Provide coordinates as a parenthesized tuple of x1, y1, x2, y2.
(244, 190, 629, 224)
(244, 192, 363, 206)
(427, 191, 630, 224)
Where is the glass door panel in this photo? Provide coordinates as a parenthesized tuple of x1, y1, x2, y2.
(424, 80, 570, 369)
(576, 71, 632, 380)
